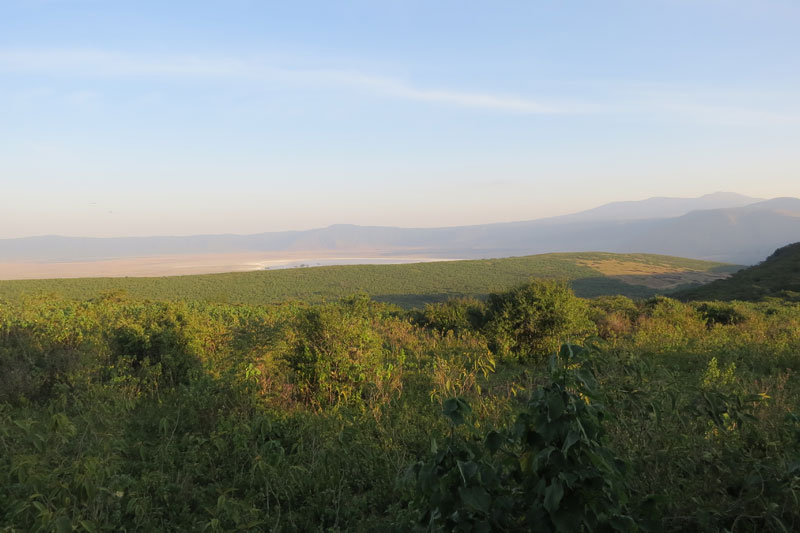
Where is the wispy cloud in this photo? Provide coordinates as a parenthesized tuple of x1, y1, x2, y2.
(338, 73, 557, 113)
(0, 47, 561, 113)
(0, 47, 797, 123)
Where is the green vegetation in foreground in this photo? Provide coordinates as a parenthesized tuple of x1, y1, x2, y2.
(1, 282, 799, 531)
(677, 241, 800, 302)
(0, 252, 737, 307)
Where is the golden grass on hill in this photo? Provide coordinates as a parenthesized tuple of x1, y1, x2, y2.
(577, 259, 732, 289)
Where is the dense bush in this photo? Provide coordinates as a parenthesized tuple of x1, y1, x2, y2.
(420, 297, 487, 334)
(403, 345, 635, 531)
(696, 301, 748, 327)
(589, 295, 640, 340)
(1, 290, 798, 530)
(485, 280, 595, 359)
(285, 295, 400, 409)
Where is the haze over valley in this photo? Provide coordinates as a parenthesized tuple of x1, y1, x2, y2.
(2, 192, 798, 279)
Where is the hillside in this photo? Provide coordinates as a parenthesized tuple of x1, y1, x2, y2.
(0, 252, 737, 307)
(618, 198, 800, 264)
(677, 242, 800, 301)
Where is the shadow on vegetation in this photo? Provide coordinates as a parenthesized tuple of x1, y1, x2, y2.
(375, 275, 696, 309)
(373, 292, 472, 308)
(2, 281, 800, 530)
(569, 277, 660, 299)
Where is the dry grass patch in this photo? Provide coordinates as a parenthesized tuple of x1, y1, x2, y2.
(578, 259, 732, 289)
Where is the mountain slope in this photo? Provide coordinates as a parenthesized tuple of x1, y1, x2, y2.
(553, 191, 761, 222)
(0, 193, 796, 267)
(676, 242, 800, 301)
(616, 198, 800, 264)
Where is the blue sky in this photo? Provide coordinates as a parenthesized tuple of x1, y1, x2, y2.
(1, 0, 798, 237)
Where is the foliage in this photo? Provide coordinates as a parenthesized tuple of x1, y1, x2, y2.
(285, 295, 401, 409)
(427, 331, 495, 403)
(0, 288, 799, 531)
(589, 295, 640, 341)
(420, 297, 487, 334)
(696, 301, 748, 327)
(485, 280, 595, 359)
(403, 344, 635, 531)
(677, 241, 800, 302)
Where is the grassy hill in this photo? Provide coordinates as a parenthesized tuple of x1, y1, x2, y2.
(676, 242, 800, 302)
(0, 252, 737, 307)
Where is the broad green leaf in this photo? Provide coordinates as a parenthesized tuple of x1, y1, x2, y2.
(485, 430, 505, 454)
(547, 392, 565, 421)
(443, 397, 471, 426)
(562, 429, 581, 455)
(457, 460, 478, 483)
(55, 517, 72, 533)
(458, 486, 490, 514)
(79, 520, 97, 533)
(543, 480, 564, 513)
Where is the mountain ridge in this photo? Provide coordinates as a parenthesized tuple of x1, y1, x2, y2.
(1, 193, 797, 266)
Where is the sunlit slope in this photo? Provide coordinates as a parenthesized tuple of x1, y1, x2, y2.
(677, 242, 800, 302)
(0, 252, 737, 307)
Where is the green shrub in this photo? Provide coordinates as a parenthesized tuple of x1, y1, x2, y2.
(285, 296, 399, 409)
(421, 297, 487, 334)
(589, 295, 640, 340)
(403, 345, 634, 531)
(108, 304, 204, 390)
(485, 281, 595, 359)
(633, 296, 706, 353)
(696, 302, 747, 328)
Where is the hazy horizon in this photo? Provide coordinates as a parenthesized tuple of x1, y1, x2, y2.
(0, 190, 772, 239)
(2, 1, 799, 239)
(2, 193, 798, 274)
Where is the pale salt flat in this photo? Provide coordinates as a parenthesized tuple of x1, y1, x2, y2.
(0, 251, 457, 280)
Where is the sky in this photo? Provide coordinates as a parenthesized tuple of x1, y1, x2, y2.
(1, 0, 799, 238)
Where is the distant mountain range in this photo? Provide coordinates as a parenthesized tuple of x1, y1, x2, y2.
(2, 192, 799, 265)
(548, 191, 761, 222)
